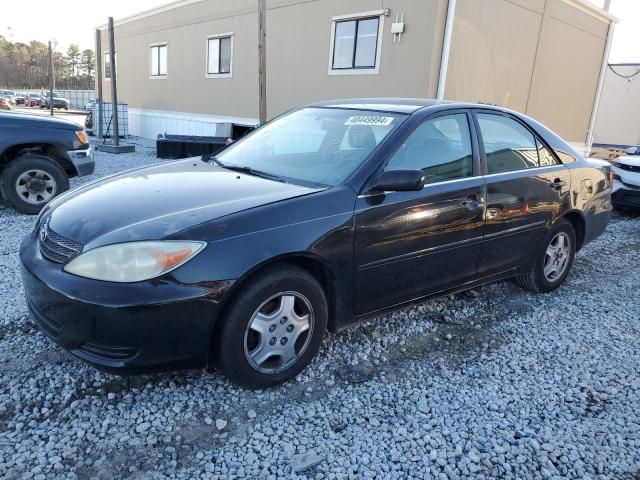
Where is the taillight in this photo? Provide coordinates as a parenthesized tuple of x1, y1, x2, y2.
(609, 169, 615, 185)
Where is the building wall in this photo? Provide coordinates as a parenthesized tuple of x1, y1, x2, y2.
(99, 0, 259, 122)
(266, 0, 448, 117)
(99, 0, 448, 130)
(445, 0, 610, 143)
(97, 0, 612, 141)
(593, 64, 640, 146)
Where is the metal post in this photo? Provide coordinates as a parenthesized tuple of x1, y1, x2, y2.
(586, 19, 616, 151)
(48, 41, 54, 116)
(436, 0, 456, 100)
(258, 0, 267, 124)
(95, 29, 103, 139)
(108, 17, 119, 146)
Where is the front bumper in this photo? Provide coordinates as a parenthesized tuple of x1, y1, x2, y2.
(612, 186, 640, 208)
(611, 168, 640, 208)
(66, 148, 95, 176)
(20, 232, 233, 374)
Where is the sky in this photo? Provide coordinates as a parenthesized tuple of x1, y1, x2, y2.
(0, 0, 638, 63)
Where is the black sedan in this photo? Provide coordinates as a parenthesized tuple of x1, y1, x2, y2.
(20, 99, 612, 388)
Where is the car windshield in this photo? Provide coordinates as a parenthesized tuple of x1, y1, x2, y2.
(216, 107, 405, 187)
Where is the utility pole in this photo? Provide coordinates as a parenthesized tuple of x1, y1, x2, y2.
(108, 16, 119, 146)
(48, 41, 54, 117)
(95, 18, 134, 154)
(258, 0, 267, 124)
(95, 29, 103, 139)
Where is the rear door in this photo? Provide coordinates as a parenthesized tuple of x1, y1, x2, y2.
(473, 111, 571, 276)
(353, 110, 486, 315)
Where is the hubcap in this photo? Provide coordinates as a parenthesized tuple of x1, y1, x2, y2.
(244, 292, 314, 374)
(15, 170, 57, 205)
(544, 232, 571, 282)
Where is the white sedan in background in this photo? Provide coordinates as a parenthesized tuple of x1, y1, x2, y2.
(611, 146, 640, 210)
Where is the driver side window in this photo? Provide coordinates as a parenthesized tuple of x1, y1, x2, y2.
(385, 114, 473, 185)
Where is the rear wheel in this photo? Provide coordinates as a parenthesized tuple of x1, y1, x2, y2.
(515, 219, 576, 293)
(0, 155, 69, 214)
(213, 266, 328, 389)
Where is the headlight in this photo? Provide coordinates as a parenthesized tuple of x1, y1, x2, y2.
(64, 241, 206, 282)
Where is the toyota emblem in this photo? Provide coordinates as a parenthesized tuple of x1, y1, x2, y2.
(40, 221, 49, 243)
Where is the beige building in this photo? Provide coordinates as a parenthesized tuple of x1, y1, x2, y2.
(97, 0, 615, 144)
(593, 63, 640, 147)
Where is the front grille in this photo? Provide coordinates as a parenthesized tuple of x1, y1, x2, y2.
(79, 342, 138, 361)
(39, 227, 83, 263)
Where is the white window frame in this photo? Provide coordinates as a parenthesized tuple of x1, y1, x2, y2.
(149, 42, 168, 79)
(328, 10, 385, 76)
(104, 51, 116, 81)
(205, 33, 233, 79)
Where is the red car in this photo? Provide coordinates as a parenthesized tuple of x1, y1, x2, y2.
(26, 93, 41, 107)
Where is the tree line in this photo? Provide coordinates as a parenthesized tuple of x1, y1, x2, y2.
(0, 36, 94, 90)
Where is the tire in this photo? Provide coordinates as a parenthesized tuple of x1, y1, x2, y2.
(213, 265, 328, 389)
(514, 218, 576, 293)
(0, 155, 69, 215)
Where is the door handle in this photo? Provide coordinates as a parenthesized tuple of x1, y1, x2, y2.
(462, 194, 481, 210)
(550, 178, 566, 190)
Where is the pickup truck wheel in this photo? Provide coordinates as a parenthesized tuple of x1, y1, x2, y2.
(0, 155, 69, 214)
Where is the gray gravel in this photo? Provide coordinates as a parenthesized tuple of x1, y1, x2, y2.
(1, 140, 639, 479)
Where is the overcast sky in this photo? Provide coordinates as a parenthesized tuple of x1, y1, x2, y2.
(0, 0, 638, 63)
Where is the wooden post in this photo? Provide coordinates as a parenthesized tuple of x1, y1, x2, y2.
(95, 29, 103, 139)
(108, 17, 120, 146)
(258, 0, 267, 124)
(48, 41, 54, 117)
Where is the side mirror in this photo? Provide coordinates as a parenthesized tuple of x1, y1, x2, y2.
(371, 169, 425, 192)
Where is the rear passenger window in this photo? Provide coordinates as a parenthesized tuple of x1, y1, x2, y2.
(537, 139, 559, 166)
(477, 114, 538, 174)
(385, 114, 473, 184)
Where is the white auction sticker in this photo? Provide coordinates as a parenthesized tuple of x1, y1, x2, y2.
(344, 115, 394, 126)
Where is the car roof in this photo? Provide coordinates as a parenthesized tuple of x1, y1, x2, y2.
(306, 98, 509, 115)
(307, 98, 449, 114)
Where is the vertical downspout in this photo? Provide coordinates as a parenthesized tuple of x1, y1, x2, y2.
(436, 0, 456, 100)
(586, 17, 615, 151)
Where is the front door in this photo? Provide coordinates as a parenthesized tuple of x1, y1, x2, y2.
(473, 111, 572, 276)
(353, 112, 486, 315)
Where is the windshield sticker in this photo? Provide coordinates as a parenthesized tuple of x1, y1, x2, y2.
(344, 116, 394, 126)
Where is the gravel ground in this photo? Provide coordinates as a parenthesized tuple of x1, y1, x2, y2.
(0, 141, 639, 479)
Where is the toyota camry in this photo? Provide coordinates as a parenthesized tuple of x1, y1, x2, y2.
(20, 99, 612, 388)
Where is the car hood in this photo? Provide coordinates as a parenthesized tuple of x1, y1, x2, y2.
(615, 155, 640, 167)
(47, 159, 322, 249)
(0, 111, 78, 130)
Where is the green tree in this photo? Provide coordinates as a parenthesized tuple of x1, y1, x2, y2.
(66, 43, 80, 76)
(81, 49, 95, 77)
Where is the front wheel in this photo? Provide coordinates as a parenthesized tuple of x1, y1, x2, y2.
(212, 265, 328, 389)
(0, 155, 69, 214)
(514, 218, 576, 293)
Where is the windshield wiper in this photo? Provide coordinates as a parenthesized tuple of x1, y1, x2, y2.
(204, 155, 287, 183)
(222, 165, 288, 183)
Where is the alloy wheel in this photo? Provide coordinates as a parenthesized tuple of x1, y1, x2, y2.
(544, 232, 571, 282)
(243, 291, 314, 374)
